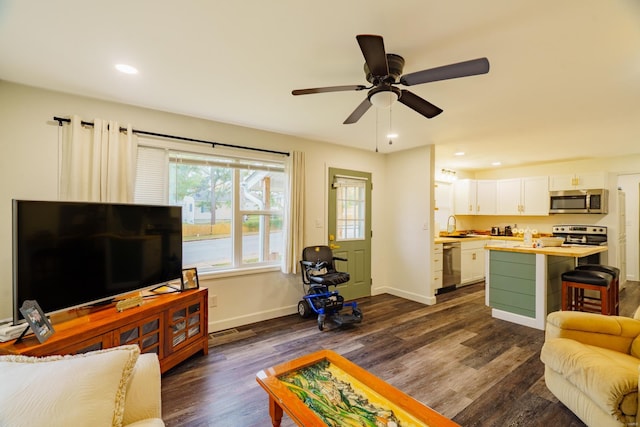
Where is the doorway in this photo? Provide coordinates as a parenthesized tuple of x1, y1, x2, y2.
(327, 168, 372, 300)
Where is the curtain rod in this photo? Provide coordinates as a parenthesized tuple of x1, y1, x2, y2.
(53, 116, 290, 157)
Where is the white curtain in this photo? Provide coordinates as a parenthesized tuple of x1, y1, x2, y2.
(59, 115, 138, 203)
(282, 151, 305, 274)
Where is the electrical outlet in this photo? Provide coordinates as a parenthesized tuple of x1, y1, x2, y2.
(209, 295, 217, 307)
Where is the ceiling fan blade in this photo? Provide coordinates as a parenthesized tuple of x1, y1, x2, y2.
(356, 34, 389, 78)
(292, 85, 367, 95)
(400, 57, 490, 86)
(343, 98, 372, 124)
(398, 90, 443, 119)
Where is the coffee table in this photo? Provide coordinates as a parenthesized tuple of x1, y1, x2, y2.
(256, 349, 460, 426)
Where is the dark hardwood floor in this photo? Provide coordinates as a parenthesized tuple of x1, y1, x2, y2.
(162, 281, 640, 427)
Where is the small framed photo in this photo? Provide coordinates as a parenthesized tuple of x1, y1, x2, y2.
(19, 300, 55, 343)
(181, 268, 200, 291)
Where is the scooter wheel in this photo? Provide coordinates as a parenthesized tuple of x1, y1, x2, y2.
(297, 300, 312, 318)
(353, 308, 363, 321)
(318, 314, 325, 331)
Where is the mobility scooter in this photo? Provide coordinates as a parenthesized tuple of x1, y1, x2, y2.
(298, 245, 362, 331)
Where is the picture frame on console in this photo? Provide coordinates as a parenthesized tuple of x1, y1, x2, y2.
(19, 300, 54, 343)
(181, 268, 199, 291)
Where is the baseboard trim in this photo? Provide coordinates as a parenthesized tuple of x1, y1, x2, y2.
(374, 286, 436, 305)
(491, 308, 544, 330)
(208, 305, 297, 333)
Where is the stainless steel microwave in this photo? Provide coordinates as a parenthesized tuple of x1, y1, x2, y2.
(549, 189, 608, 214)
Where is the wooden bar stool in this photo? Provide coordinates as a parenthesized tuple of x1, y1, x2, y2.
(575, 264, 620, 315)
(561, 269, 614, 315)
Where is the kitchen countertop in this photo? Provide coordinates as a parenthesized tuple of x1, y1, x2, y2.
(484, 243, 608, 257)
(435, 235, 523, 244)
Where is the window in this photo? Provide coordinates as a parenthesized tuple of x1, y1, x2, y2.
(135, 144, 286, 273)
(334, 177, 366, 241)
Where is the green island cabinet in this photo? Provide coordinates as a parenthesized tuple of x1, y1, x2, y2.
(485, 244, 607, 330)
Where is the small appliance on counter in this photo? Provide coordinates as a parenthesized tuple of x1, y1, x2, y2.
(504, 225, 513, 236)
(491, 226, 500, 236)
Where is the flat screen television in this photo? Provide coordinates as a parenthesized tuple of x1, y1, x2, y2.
(12, 199, 183, 325)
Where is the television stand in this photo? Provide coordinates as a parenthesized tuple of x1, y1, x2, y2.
(0, 288, 208, 373)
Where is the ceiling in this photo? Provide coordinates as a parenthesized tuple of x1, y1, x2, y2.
(1, 0, 639, 171)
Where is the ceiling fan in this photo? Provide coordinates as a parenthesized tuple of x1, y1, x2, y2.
(292, 34, 490, 124)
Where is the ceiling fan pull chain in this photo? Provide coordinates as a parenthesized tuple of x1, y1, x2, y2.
(375, 107, 379, 153)
(388, 106, 393, 146)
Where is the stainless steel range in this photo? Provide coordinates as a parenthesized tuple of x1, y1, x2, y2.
(552, 224, 607, 264)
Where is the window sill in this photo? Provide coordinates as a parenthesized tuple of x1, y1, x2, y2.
(198, 265, 282, 280)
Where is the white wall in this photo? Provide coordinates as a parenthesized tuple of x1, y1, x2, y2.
(1, 81, 437, 331)
(379, 145, 436, 304)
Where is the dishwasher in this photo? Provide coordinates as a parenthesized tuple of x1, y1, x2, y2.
(442, 242, 461, 288)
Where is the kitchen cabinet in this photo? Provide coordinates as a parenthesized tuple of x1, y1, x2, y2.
(453, 179, 496, 215)
(549, 172, 607, 191)
(432, 243, 443, 290)
(496, 176, 549, 216)
(460, 240, 485, 285)
(476, 180, 497, 215)
(453, 179, 476, 215)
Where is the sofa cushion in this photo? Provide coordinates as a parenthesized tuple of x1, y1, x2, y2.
(546, 311, 640, 354)
(122, 353, 162, 425)
(0, 345, 140, 427)
(541, 337, 639, 418)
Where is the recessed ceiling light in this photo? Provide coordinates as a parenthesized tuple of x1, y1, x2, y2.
(454, 151, 465, 156)
(115, 63, 138, 75)
(386, 133, 398, 138)
(492, 161, 502, 166)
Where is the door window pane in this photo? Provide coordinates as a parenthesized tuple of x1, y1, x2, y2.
(335, 178, 366, 241)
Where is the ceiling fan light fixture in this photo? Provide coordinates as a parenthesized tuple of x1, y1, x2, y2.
(115, 63, 138, 75)
(369, 89, 398, 108)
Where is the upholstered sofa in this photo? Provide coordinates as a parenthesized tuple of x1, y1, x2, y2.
(541, 310, 640, 427)
(0, 345, 164, 427)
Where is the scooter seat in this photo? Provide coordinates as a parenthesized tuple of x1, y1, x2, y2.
(309, 272, 350, 286)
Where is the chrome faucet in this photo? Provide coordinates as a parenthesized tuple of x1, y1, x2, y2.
(447, 215, 457, 234)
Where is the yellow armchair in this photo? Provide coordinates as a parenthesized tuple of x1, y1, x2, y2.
(541, 310, 640, 427)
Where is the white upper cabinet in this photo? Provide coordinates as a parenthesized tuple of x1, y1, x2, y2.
(496, 176, 549, 216)
(453, 179, 477, 215)
(476, 180, 497, 215)
(548, 172, 607, 191)
(496, 178, 521, 215)
(522, 176, 550, 215)
(453, 179, 496, 215)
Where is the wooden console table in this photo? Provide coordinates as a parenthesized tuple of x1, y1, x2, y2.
(256, 349, 459, 427)
(0, 288, 208, 373)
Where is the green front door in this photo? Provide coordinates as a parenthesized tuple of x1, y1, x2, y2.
(328, 168, 372, 301)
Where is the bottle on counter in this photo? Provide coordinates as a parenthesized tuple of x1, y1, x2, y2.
(524, 227, 533, 246)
